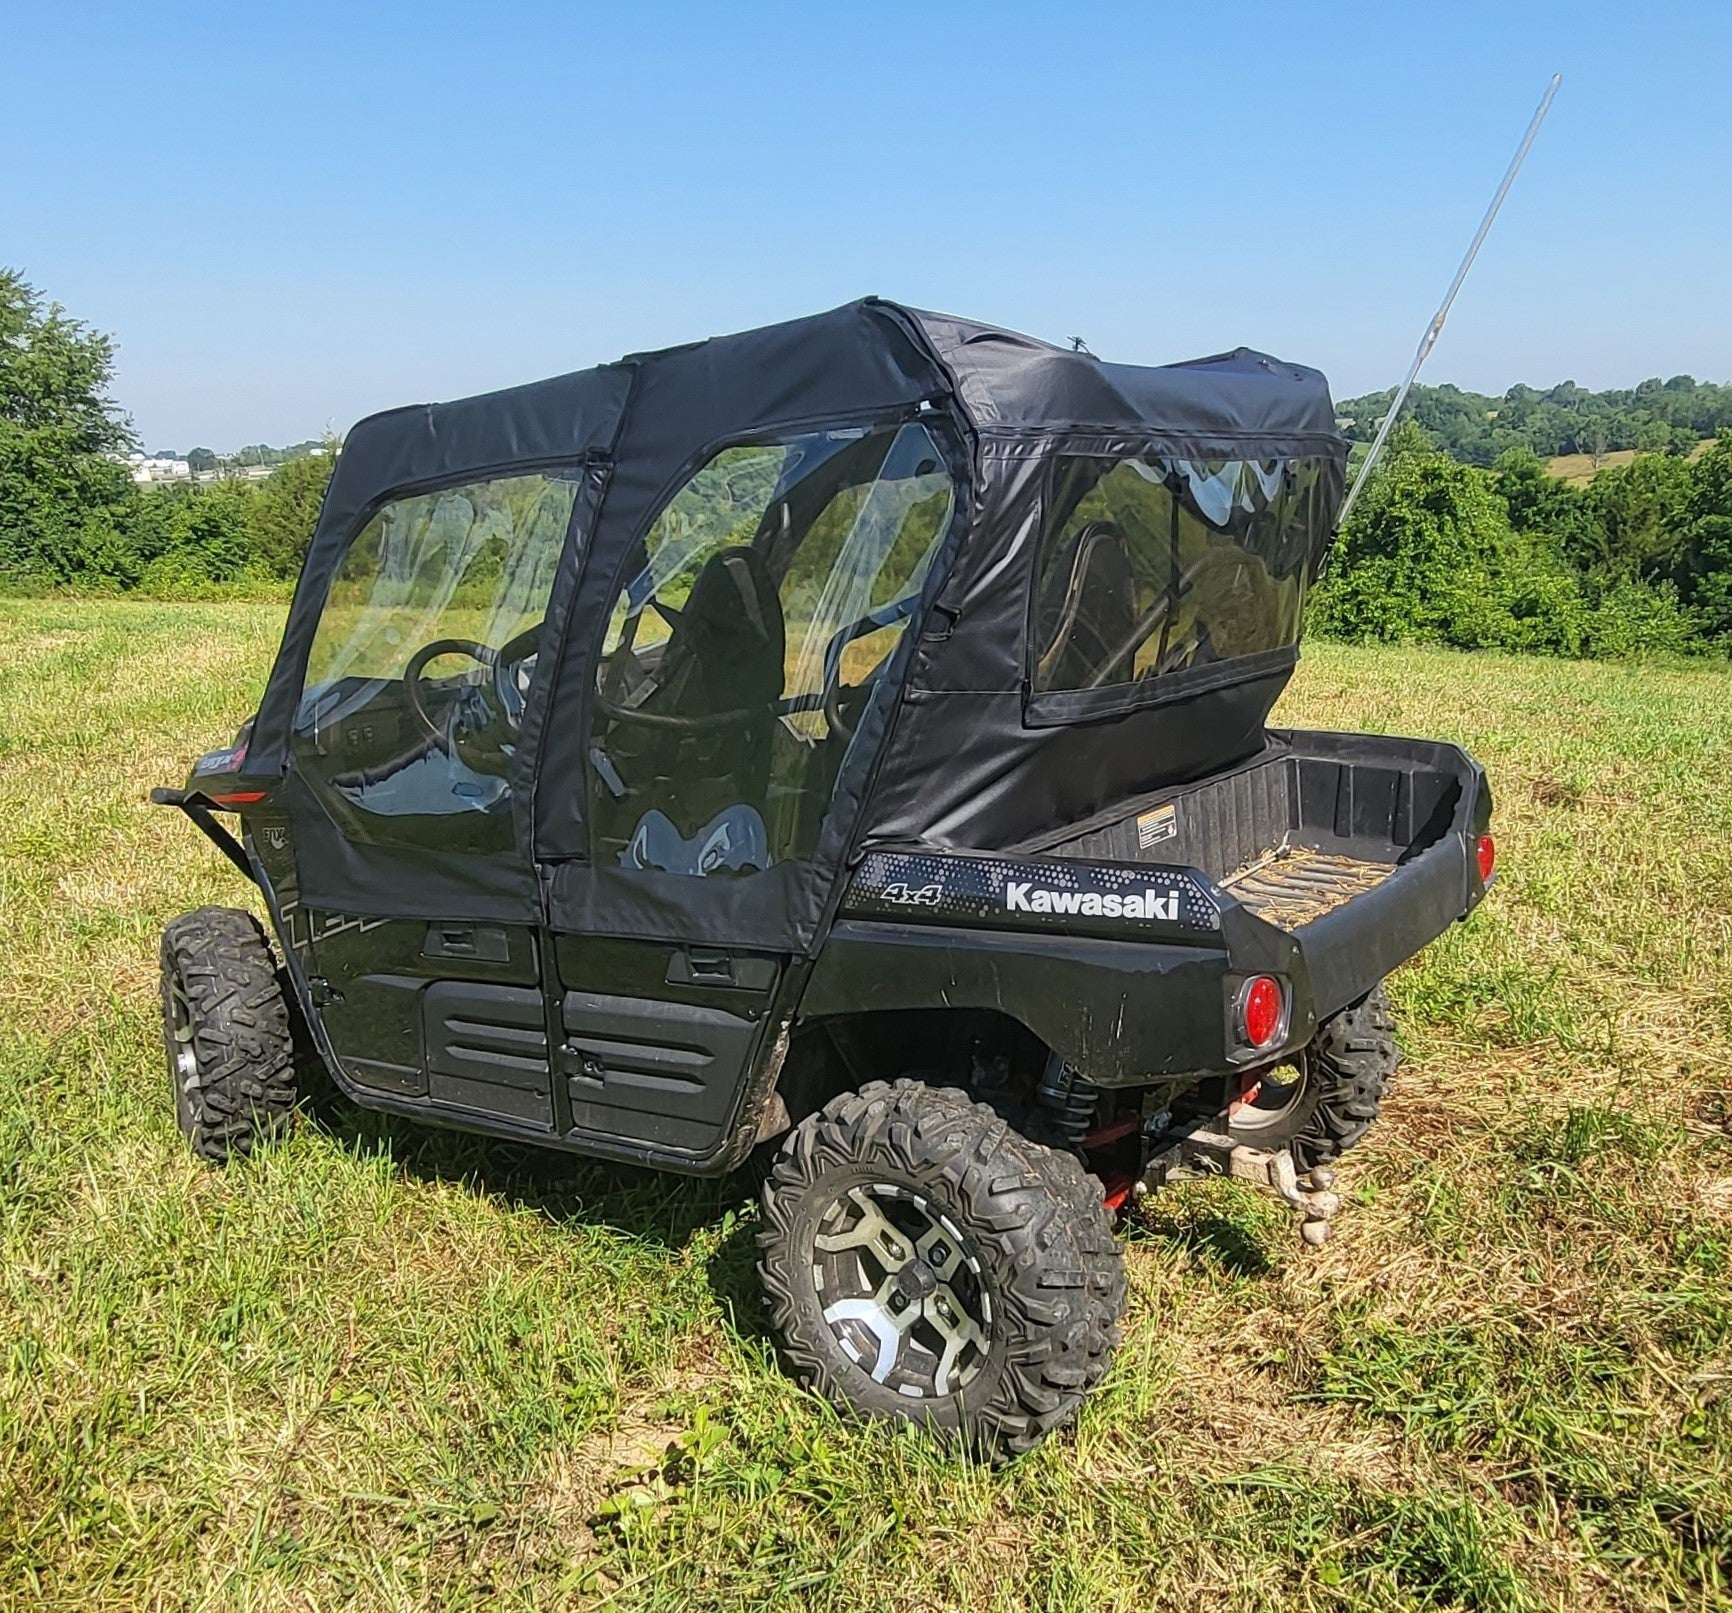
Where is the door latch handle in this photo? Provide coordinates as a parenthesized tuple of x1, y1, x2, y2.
(422, 923, 511, 963)
(686, 948, 734, 982)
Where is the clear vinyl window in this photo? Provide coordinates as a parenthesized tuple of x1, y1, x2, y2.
(1033, 456, 1328, 696)
(591, 420, 954, 877)
(295, 469, 580, 819)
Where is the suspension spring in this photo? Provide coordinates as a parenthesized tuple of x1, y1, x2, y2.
(1033, 1054, 1101, 1150)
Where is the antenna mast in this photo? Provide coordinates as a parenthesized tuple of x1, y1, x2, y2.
(1337, 72, 1562, 527)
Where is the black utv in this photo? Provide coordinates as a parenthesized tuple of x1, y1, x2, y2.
(155, 300, 1495, 1456)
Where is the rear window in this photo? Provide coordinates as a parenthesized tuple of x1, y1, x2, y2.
(1032, 455, 1330, 696)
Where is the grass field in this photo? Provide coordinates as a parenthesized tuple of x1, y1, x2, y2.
(1, 599, 1729, 1612)
(1544, 440, 1711, 485)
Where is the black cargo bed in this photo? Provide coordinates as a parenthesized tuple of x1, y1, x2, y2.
(1217, 844, 1392, 927)
(1024, 730, 1470, 930)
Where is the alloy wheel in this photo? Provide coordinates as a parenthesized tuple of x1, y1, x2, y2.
(810, 1182, 992, 1399)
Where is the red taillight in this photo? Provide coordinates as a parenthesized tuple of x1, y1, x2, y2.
(1240, 975, 1285, 1051)
(1476, 833, 1496, 885)
(208, 790, 267, 808)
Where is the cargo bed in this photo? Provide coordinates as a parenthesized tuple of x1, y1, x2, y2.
(833, 729, 1491, 1076)
(1217, 845, 1393, 928)
(1028, 730, 1464, 891)
(1020, 728, 1491, 1014)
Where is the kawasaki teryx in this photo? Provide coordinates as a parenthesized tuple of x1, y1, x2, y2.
(155, 300, 1495, 1456)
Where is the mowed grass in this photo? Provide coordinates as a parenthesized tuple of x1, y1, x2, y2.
(1, 598, 1729, 1612)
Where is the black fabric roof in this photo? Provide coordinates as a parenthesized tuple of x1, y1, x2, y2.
(906, 307, 1342, 449)
(310, 365, 636, 553)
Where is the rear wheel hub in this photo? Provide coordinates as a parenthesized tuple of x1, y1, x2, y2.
(1228, 1061, 1308, 1130)
(810, 1182, 991, 1400)
(167, 971, 200, 1126)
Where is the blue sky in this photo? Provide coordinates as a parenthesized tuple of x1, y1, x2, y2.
(4, 0, 1726, 450)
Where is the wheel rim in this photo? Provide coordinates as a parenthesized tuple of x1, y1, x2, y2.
(811, 1182, 992, 1399)
(1228, 1057, 1308, 1132)
(167, 971, 200, 1118)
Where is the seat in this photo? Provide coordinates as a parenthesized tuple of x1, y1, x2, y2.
(1037, 520, 1138, 689)
(637, 545, 786, 720)
(593, 546, 787, 872)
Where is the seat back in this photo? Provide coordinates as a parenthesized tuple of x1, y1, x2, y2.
(1038, 520, 1137, 690)
(594, 546, 788, 870)
(643, 546, 785, 719)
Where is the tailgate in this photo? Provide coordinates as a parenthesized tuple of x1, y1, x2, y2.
(1258, 831, 1476, 1018)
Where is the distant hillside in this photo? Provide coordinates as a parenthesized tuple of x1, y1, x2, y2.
(1336, 378, 1732, 467)
(1545, 439, 1713, 486)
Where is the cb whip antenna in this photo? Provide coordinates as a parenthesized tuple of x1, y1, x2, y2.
(1337, 72, 1562, 527)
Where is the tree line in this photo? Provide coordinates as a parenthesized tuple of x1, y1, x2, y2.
(3, 266, 1730, 659)
(0, 268, 331, 597)
(178, 442, 328, 474)
(1337, 377, 1732, 466)
(1313, 422, 1731, 658)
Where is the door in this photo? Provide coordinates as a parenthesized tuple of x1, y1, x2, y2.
(552, 419, 959, 1158)
(285, 466, 590, 1122)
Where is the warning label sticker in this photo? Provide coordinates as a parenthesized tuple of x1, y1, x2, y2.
(1136, 803, 1178, 850)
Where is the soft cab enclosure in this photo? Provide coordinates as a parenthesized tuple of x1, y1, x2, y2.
(172, 298, 1491, 1170)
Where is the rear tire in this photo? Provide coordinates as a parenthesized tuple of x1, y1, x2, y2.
(758, 1078, 1126, 1459)
(1225, 982, 1400, 1169)
(159, 906, 298, 1163)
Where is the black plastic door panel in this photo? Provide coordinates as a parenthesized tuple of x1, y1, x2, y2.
(553, 935, 780, 1156)
(303, 914, 551, 1129)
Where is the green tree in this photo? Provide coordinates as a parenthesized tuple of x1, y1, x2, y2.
(1675, 432, 1732, 644)
(1311, 421, 1513, 647)
(138, 481, 257, 589)
(1493, 447, 1587, 545)
(0, 268, 140, 585)
(246, 446, 335, 576)
(1577, 452, 1693, 582)
(1312, 422, 1601, 657)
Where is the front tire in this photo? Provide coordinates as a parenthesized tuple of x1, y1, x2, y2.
(758, 1079, 1126, 1459)
(159, 906, 298, 1163)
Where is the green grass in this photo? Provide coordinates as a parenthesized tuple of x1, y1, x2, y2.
(1, 598, 1730, 1611)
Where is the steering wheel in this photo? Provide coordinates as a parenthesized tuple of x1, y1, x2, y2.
(403, 637, 497, 746)
(403, 625, 542, 751)
(591, 688, 765, 734)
